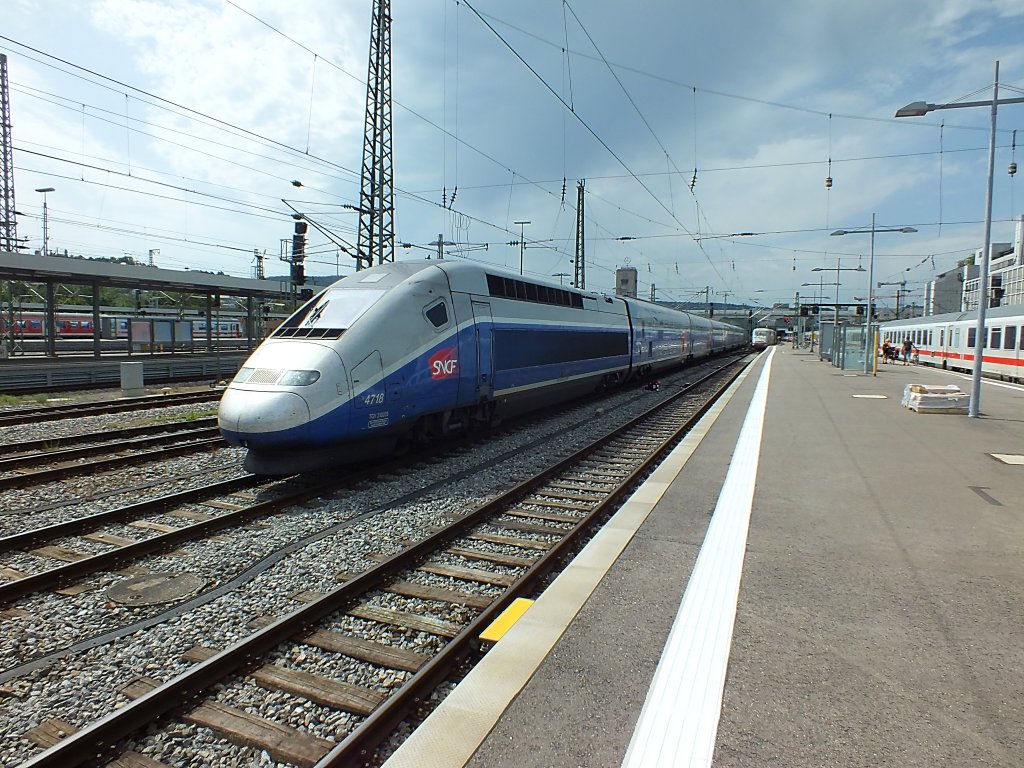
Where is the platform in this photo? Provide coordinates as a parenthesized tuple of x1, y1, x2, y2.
(384, 346, 1024, 768)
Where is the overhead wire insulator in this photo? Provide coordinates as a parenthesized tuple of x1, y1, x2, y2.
(825, 176, 833, 189)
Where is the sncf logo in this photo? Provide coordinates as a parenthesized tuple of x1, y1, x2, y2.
(429, 348, 459, 379)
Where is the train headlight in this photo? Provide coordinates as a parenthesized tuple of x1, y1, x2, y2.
(279, 369, 321, 386)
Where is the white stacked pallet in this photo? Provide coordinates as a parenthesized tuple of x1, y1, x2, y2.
(901, 384, 969, 414)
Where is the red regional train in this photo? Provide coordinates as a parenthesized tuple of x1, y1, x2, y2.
(0, 312, 243, 339)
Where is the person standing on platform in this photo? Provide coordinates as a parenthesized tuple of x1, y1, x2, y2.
(901, 338, 913, 365)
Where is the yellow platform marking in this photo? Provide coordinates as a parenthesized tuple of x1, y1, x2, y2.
(479, 598, 534, 643)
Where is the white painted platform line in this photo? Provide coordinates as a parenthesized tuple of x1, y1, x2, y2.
(621, 346, 776, 768)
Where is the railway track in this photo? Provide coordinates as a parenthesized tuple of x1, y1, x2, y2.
(0, 390, 220, 428)
(0, 429, 226, 491)
(0, 418, 219, 459)
(0, 469, 387, 606)
(13, 357, 748, 768)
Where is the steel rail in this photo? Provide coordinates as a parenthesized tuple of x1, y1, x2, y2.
(0, 391, 219, 427)
(0, 476, 258, 554)
(0, 435, 224, 491)
(0, 473, 357, 606)
(0, 417, 218, 457)
(16, 357, 747, 768)
(0, 425, 222, 472)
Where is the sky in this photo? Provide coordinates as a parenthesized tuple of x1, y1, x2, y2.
(3, 0, 1024, 315)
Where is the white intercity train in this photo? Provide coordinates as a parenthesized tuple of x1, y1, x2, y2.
(878, 304, 1024, 382)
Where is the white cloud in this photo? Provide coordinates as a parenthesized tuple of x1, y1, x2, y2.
(4, 0, 1023, 300)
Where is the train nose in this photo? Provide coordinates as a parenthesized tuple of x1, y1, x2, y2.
(218, 388, 311, 447)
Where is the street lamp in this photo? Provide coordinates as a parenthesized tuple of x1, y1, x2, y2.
(896, 60, 1024, 416)
(831, 214, 916, 374)
(35, 187, 55, 256)
(513, 220, 530, 275)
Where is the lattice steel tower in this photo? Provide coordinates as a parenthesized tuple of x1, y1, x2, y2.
(574, 180, 586, 289)
(356, 0, 394, 269)
(0, 54, 17, 253)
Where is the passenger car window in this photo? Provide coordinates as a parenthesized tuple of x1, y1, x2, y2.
(424, 301, 449, 328)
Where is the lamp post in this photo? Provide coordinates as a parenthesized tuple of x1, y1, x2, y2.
(896, 61, 1024, 416)
(831, 214, 916, 374)
(35, 187, 55, 256)
(812, 260, 864, 364)
(513, 220, 530, 275)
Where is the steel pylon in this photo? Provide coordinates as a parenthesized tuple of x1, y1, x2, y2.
(356, 0, 394, 269)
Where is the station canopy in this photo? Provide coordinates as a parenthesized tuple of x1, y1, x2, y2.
(0, 250, 289, 300)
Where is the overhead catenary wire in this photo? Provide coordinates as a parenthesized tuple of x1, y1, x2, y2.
(462, 0, 725, 286)
(5, 11, 1017, 295)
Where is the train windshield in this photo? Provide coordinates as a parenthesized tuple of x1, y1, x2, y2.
(274, 289, 386, 339)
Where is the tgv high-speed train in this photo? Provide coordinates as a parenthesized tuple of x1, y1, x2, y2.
(751, 327, 778, 350)
(218, 260, 746, 473)
(879, 304, 1024, 382)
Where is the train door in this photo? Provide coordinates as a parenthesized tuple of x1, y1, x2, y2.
(471, 301, 494, 399)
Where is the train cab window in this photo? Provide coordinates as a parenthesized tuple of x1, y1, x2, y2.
(968, 327, 976, 347)
(1004, 326, 1016, 350)
(424, 301, 449, 328)
(275, 289, 384, 338)
(991, 327, 1001, 349)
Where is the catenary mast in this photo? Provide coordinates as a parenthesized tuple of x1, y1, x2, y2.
(0, 54, 17, 253)
(356, 0, 395, 269)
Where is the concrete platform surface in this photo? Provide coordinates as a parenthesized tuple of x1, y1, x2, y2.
(384, 347, 1024, 768)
